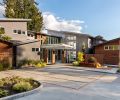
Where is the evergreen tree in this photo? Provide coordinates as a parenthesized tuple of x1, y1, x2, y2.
(1, 0, 43, 32)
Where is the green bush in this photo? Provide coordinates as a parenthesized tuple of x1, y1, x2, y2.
(18, 59, 46, 68)
(0, 64, 3, 71)
(0, 89, 9, 98)
(88, 57, 97, 63)
(73, 61, 79, 66)
(12, 82, 33, 92)
(0, 58, 11, 71)
(1, 35, 11, 41)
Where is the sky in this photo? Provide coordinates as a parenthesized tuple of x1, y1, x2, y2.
(0, 0, 120, 40)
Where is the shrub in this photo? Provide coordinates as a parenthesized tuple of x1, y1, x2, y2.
(0, 89, 9, 98)
(2, 58, 11, 70)
(1, 35, 11, 41)
(0, 58, 11, 71)
(88, 57, 97, 63)
(73, 61, 79, 66)
(18, 59, 46, 68)
(0, 64, 3, 71)
(0, 80, 4, 87)
(41, 63, 47, 67)
(77, 52, 84, 63)
(12, 82, 33, 92)
(36, 63, 42, 68)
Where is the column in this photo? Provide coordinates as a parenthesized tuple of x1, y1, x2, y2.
(62, 50, 66, 63)
(44, 49, 48, 64)
(52, 49, 55, 64)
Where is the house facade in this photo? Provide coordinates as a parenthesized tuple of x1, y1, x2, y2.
(31, 29, 106, 64)
(94, 38, 120, 66)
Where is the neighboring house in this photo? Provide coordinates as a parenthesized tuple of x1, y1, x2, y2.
(0, 18, 40, 67)
(94, 37, 120, 66)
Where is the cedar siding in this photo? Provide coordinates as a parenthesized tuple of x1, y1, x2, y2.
(95, 38, 120, 65)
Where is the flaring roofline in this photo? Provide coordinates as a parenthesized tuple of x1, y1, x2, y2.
(0, 18, 31, 22)
(94, 37, 120, 47)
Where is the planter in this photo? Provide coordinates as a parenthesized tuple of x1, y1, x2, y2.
(1, 80, 42, 100)
(0, 76, 42, 100)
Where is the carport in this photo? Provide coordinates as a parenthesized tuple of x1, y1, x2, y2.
(41, 43, 73, 64)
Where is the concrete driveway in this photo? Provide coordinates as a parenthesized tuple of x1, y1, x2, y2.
(0, 64, 120, 100)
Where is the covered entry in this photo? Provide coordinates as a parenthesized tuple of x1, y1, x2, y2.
(41, 44, 73, 64)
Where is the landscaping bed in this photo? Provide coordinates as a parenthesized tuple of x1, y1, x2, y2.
(0, 76, 40, 98)
(18, 59, 47, 68)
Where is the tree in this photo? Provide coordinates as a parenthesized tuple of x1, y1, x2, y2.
(1, 0, 43, 32)
(0, 27, 11, 40)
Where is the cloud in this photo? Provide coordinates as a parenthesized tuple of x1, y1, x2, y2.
(0, 5, 5, 17)
(43, 12, 84, 33)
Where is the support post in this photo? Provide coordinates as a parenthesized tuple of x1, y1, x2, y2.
(62, 50, 66, 63)
(52, 49, 55, 64)
(44, 49, 48, 64)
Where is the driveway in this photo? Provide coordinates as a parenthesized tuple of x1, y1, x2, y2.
(0, 64, 120, 100)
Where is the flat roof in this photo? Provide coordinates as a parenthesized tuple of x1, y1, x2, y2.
(41, 43, 74, 50)
(0, 18, 31, 22)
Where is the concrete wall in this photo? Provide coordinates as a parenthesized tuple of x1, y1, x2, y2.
(16, 41, 40, 65)
(0, 21, 27, 35)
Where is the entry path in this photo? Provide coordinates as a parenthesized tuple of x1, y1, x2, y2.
(0, 64, 120, 100)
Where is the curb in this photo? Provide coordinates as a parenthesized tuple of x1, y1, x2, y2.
(1, 81, 43, 100)
(65, 66, 118, 74)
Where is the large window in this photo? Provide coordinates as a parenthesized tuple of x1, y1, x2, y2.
(46, 36, 61, 44)
(66, 35, 76, 41)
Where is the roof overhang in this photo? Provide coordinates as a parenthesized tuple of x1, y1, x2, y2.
(41, 43, 74, 50)
(0, 18, 31, 22)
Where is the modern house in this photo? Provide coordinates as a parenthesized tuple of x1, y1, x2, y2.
(94, 37, 120, 66)
(30, 29, 106, 64)
(0, 18, 40, 67)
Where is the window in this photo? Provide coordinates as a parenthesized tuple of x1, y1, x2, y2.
(13, 30, 17, 33)
(22, 31, 25, 34)
(36, 48, 39, 51)
(104, 46, 109, 50)
(114, 45, 119, 50)
(18, 30, 21, 34)
(32, 48, 35, 51)
(109, 45, 114, 50)
(104, 45, 119, 50)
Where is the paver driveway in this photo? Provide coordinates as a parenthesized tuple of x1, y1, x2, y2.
(0, 64, 120, 100)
